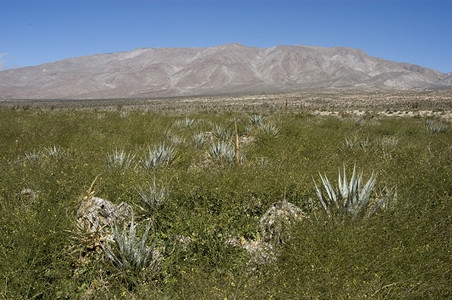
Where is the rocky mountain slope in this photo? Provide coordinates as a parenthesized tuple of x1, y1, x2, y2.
(0, 44, 450, 99)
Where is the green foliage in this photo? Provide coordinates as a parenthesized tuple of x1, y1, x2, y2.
(0, 107, 451, 298)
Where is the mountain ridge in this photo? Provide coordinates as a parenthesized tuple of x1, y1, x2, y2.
(0, 43, 450, 100)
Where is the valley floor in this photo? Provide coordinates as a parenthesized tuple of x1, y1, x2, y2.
(0, 91, 451, 298)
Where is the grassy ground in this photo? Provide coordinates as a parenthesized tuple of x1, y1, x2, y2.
(0, 104, 451, 299)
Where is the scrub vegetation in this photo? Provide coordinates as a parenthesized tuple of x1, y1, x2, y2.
(0, 97, 451, 299)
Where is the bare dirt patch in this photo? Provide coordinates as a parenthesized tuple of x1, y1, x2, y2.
(1, 89, 451, 117)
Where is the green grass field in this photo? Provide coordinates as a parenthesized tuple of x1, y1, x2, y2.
(0, 105, 451, 299)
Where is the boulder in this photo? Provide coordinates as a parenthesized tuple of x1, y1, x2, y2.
(74, 197, 132, 255)
(76, 197, 132, 234)
(259, 198, 306, 246)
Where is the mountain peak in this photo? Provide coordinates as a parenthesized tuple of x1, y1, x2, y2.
(0, 44, 449, 100)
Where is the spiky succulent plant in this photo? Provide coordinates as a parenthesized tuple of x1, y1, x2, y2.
(102, 214, 159, 272)
(314, 165, 396, 221)
(107, 149, 135, 169)
(136, 177, 170, 210)
(141, 144, 176, 169)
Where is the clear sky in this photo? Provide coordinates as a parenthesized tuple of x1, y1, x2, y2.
(1, 0, 451, 73)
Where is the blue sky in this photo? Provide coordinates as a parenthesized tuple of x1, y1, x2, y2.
(1, 0, 451, 72)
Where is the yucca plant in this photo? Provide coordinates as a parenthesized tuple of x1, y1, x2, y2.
(107, 149, 135, 169)
(102, 214, 159, 272)
(313, 165, 396, 221)
(141, 144, 176, 169)
(137, 177, 170, 210)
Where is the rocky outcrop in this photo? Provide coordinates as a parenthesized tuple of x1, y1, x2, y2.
(228, 198, 306, 267)
(259, 198, 306, 246)
(76, 197, 132, 234)
(74, 197, 132, 254)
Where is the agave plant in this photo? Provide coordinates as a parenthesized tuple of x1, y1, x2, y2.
(102, 214, 159, 272)
(107, 149, 135, 169)
(354, 117, 366, 127)
(44, 145, 63, 158)
(213, 124, 232, 140)
(163, 130, 185, 145)
(192, 132, 207, 148)
(258, 122, 279, 136)
(344, 136, 370, 150)
(250, 114, 265, 125)
(24, 149, 41, 161)
(137, 177, 170, 210)
(378, 136, 399, 149)
(313, 165, 396, 221)
(119, 111, 129, 119)
(174, 117, 195, 128)
(141, 144, 176, 169)
(425, 119, 448, 134)
(209, 141, 236, 162)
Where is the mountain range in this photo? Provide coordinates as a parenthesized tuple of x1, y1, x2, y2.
(0, 43, 451, 100)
